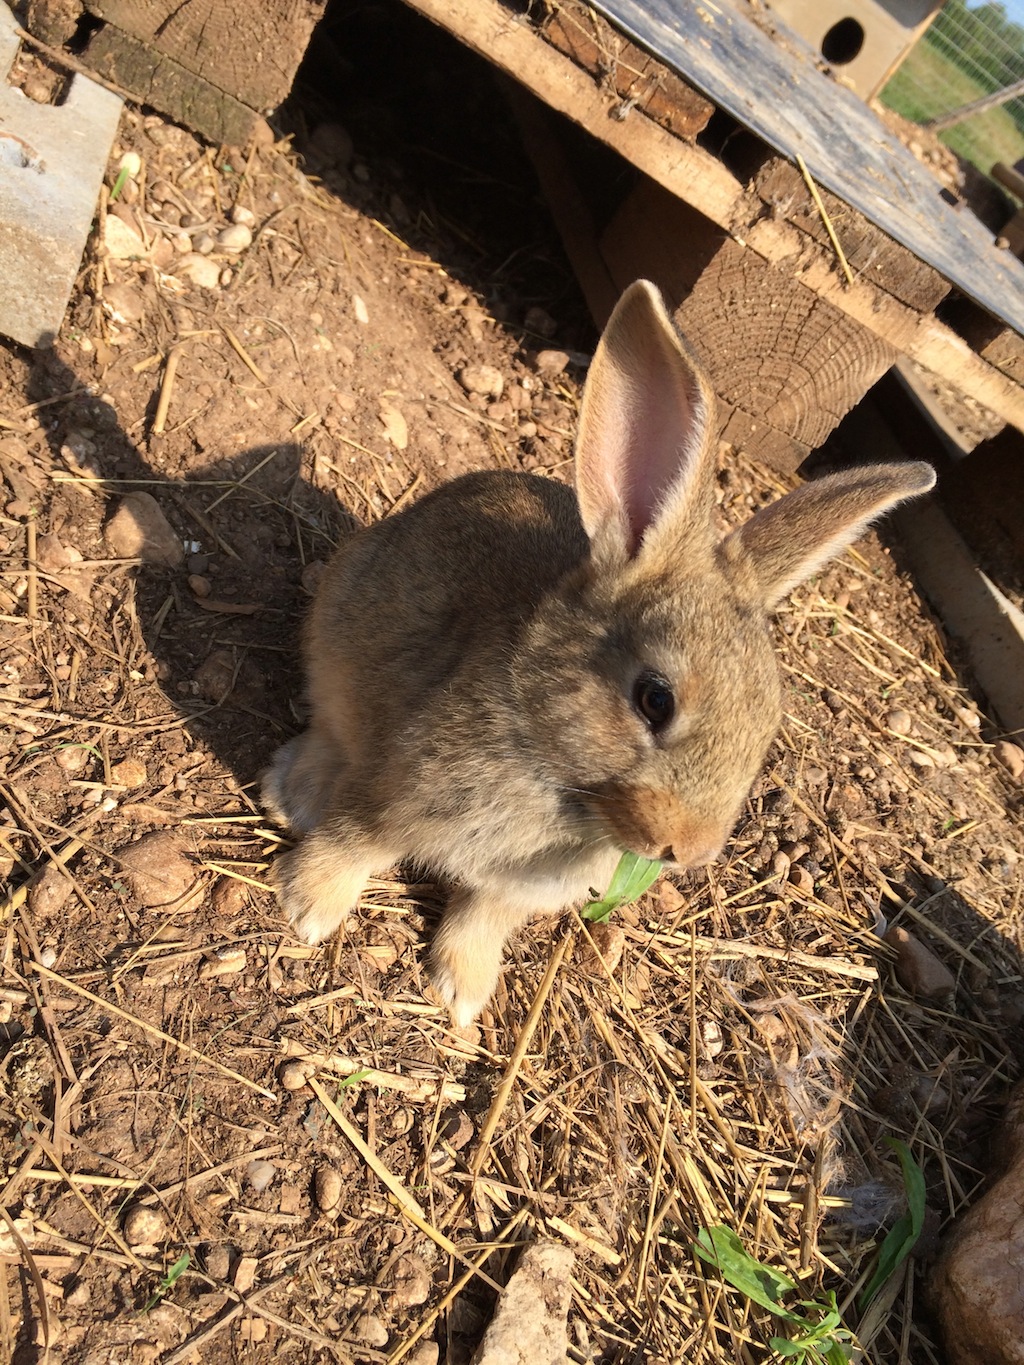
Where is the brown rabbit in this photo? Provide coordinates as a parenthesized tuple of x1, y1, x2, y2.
(263, 280, 934, 1025)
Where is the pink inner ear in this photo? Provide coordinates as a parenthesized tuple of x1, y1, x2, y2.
(575, 281, 712, 559)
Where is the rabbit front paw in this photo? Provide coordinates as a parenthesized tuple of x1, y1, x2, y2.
(271, 833, 374, 945)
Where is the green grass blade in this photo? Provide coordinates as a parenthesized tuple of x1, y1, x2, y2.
(857, 1138, 926, 1311)
(693, 1226, 799, 1318)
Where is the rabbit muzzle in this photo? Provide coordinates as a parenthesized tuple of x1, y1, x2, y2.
(590, 781, 731, 870)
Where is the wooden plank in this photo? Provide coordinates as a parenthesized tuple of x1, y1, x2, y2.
(84, 0, 326, 111)
(540, 0, 713, 141)
(503, 82, 621, 328)
(586, 0, 1024, 336)
(82, 23, 257, 146)
(941, 298, 1024, 386)
(753, 159, 949, 314)
(673, 236, 897, 460)
(401, 0, 1024, 434)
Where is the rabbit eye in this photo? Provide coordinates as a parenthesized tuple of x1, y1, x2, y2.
(634, 674, 675, 731)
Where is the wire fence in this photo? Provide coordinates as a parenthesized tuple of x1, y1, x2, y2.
(880, 0, 1024, 173)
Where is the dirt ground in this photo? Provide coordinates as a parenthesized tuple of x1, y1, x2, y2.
(2, 6, 1023, 1364)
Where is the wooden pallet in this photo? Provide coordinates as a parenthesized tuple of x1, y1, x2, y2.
(404, 0, 1024, 470)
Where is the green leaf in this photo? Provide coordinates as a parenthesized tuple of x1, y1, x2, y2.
(338, 1069, 372, 1089)
(693, 1226, 800, 1319)
(142, 1252, 190, 1312)
(581, 852, 662, 922)
(857, 1137, 926, 1311)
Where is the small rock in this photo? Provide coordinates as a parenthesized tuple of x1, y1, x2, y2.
(391, 1252, 431, 1307)
(458, 364, 504, 398)
(218, 223, 252, 253)
(105, 492, 183, 567)
(770, 850, 791, 882)
(116, 831, 202, 912)
(123, 1205, 167, 1246)
(788, 865, 815, 895)
(188, 573, 211, 597)
(111, 757, 147, 789)
(193, 232, 216, 255)
(933, 1080, 1024, 1365)
(533, 349, 570, 377)
(309, 121, 354, 168)
(34, 532, 70, 573)
(884, 926, 955, 1003)
(908, 750, 935, 769)
(279, 1060, 310, 1092)
(198, 947, 247, 981)
(28, 863, 75, 918)
(353, 294, 369, 325)
(524, 305, 557, 338)
(702, 1018, 724, 1059)
(438, 1110, 475, 1151)
(239, 1319, 267, 1343)
(354, 1314, 389, 1347)
(379, 402, 408, 450)
(407, 1345, 440, 1365)
(175, 253, 221, 289)
(103, 215, 146, 260)
(231, 204, 256, 227)
(584, 922, 626, 974)
(212, 876, 247, 917)
(887, 708, 913, 735)
(473, 1241, 573, 1365)
(246, 1160, 276, 1194)
(103, 281, 146, 325)
(780, 840, 809, 863)
(66, 1280, 90, 1307)
(233, 1256, 258, 1293)
(194, 648, 238, 702)
(314, 1165, 343, 1212)
(994, 740, 1024, 782)
(202, 1244, 234, 1280)
(55, 746, 91, 775)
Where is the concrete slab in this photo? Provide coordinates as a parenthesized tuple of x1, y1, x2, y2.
(0, 3, 123, 348)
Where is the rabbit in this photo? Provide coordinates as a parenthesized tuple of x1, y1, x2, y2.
(263, 279, 935, 1027)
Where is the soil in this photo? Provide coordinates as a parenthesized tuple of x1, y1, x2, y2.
(1, 5, 1023, 1365)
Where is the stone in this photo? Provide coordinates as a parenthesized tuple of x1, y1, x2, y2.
(218, 223, 252, 252)
(246, 1160, 276, 1194)
(105, 492, 183, 567)
(27, 862, 75, 917)
(115, 831, 203, 912)
(123, 1205, 167, 1246)
(391, 1252, 431, 1307)
(473, 1241, 573, 1365)
(0, 5, 123, 348)
(314, 1165, 342, 1212)
(175, 252, 221, 290)
(933, 1081, 1024, 1365)
(994, 740, 1024, 782)
(458, 364, 504, 398)
(533, 349, 570, 377)
(354, 1314, 389, 1348)
(884, 925, 955, 1003)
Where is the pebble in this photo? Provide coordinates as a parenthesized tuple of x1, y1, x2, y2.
(103, 215, 146, 260)
(246, 1159, 276, 1194)
(353, 294, 369, 325)
(884, 925, 955, 1002)
(198, 947, 247, 980)
(194, 648, 237, 702)
(123, 1206, 167, 1246)
(193, 232, 215, 255)
(994, 740, 1024, 782)
(314, 1165, 343, 1212)
(231, 204, 256, 227)
(203, 1244, 233, 1280)
(309, 121, 354, 168)
(175, 252, 221, 289)
(438, 1110, 475, 1151)
(887, 708, 913, 735)
(188, 573, 211, 597)
(110, 757, 147, 789)
(106, 491, 183, 567)
(218, 223, 252, 252)
(458, 364, 504, 398)
(279, 1060, 310, 1092)
(28, 864, 75, 917)
(770, 850, 791, 881)
(391, 1252, 431, 1307)
(533, 348, 570, 376)
(239, 1320, 267, 1343)
(354, 1314, 389, 1348)
(406, 1345, 440, 1365)
(908, 750, 935, 769)
(233, 1256, 258, 1293)
(788, 865, 815, 895)
(103, 281, 146, 325)
(584, 922, 626, 974)
(115, 831, 202, 911)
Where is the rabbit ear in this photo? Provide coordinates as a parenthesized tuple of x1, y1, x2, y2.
(575, 280, 715, 561)
(723, 462, 936, 611)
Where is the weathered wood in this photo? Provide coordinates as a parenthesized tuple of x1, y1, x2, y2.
(401, 0, 1024, 435)
(539, 0, 713, 141)
(753, 159, 949, 314)
(673, 237, 897, 464)
(84, 0, 326, 111)
(503, 82, 621, 328)
(992, 161, 1024, 203)
(83, 23, 258, 146)
(941, 298, 1024, 386)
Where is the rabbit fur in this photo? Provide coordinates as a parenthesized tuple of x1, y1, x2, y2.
(263, 279, 935, 1026)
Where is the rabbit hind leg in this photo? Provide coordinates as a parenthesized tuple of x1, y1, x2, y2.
(272, 823, 393, 945)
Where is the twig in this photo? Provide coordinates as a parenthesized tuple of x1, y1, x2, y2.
(151, 344, 184, 437)
(796, 153, 854, 287)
